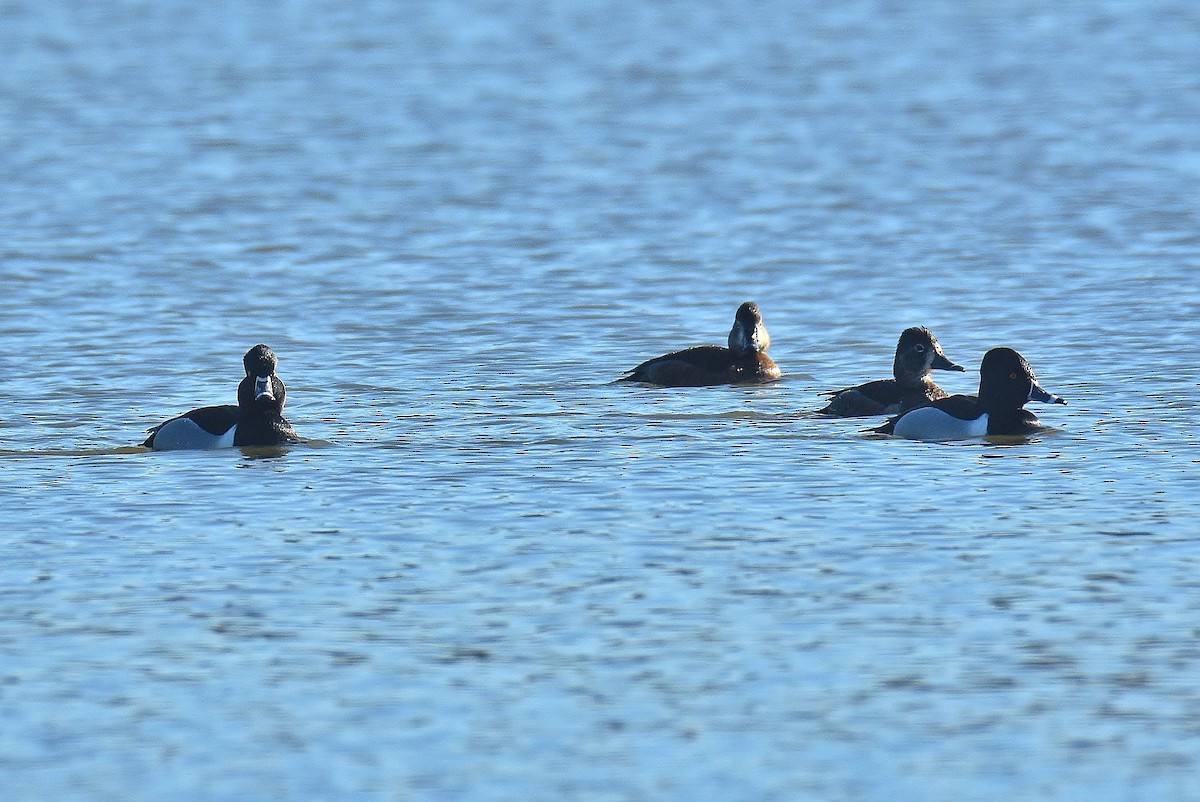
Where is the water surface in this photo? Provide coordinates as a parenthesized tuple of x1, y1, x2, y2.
(2, 1, 1200, 799)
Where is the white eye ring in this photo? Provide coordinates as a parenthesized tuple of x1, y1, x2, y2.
(913, 344, 925, 353)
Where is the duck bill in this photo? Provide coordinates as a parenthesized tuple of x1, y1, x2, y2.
(932, 352, 965, 372)
(1028, 382, 1066, 405)
(254, 375, 275, 401)
(730, 324, 769, 354)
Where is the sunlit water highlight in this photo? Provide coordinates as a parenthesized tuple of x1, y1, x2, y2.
(2, 1, 1200, 799)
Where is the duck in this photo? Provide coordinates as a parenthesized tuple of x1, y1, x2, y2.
(142, 344, 299, 450)
(874, 346, 1065, 440)
(818, 326, 964, 416)
(619, 301, 781, 386)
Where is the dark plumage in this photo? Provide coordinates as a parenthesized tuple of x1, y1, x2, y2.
(818, 326, 964, 416)
(143, 344, 299, 450)
(619, 301, 782, 387)
(875, 347, 1066, 439)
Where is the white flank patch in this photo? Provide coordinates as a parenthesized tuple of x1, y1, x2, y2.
(215, 424, 238, 448)
(152, 418, 237, 450)
(892, 408, 989, 441)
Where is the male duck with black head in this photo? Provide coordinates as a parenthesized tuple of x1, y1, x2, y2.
(619, 301, 781, 387)
(818, 326, 964, 416)
(875, 347, 1065, 440)
(143, 344, 299, 450)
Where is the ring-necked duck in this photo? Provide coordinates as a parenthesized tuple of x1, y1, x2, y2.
(142, 344, 299, 450)
(818, 326, 964, 416)
(619, 301, 782, 386)
(875, 346, 1065, 440)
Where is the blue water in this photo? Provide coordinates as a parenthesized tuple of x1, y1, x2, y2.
(2, 1, 1200, 799)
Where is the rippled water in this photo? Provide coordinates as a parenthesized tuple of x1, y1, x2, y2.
(3, 0, 1200, 799)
